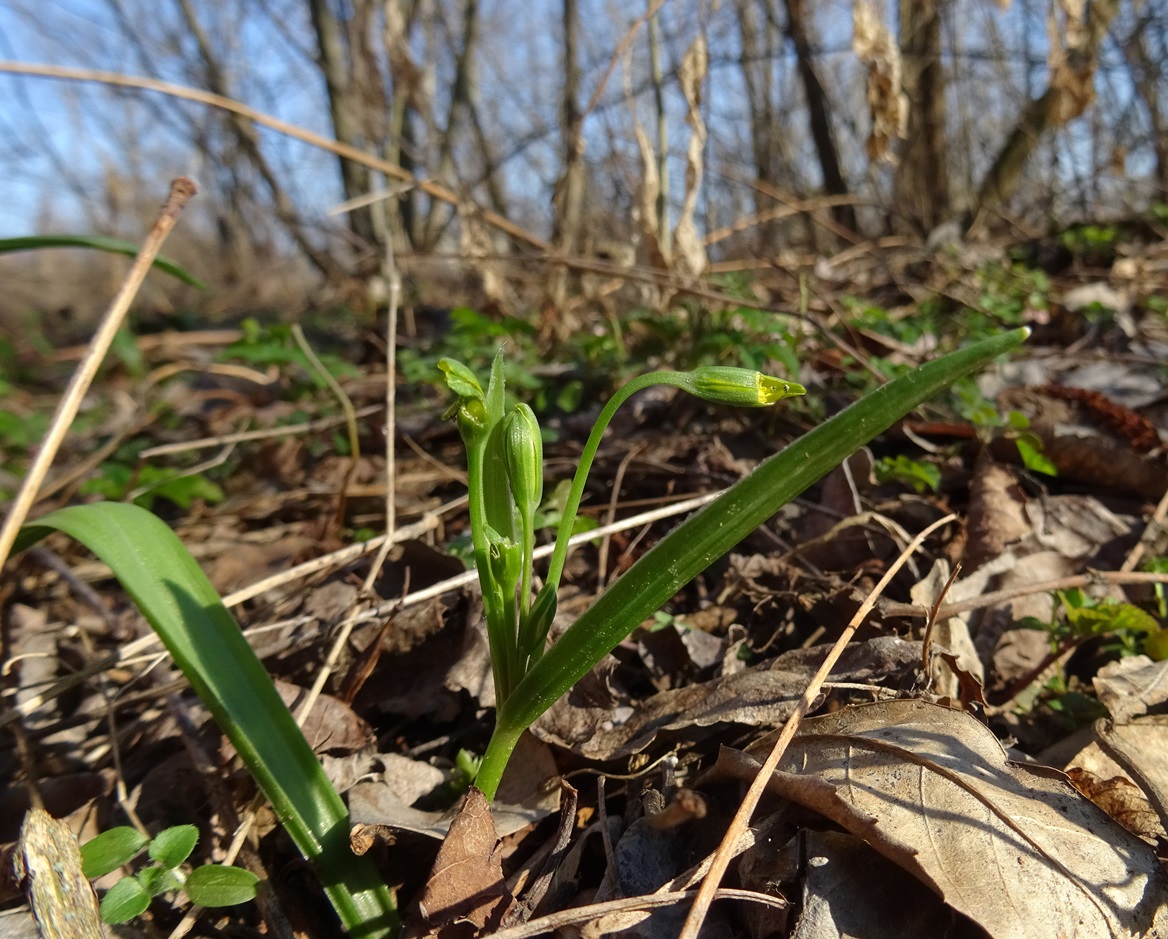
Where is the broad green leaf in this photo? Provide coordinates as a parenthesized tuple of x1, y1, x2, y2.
(100, 877, 151, 924)
(148, 825, 198, 870)
(82, 827, 149, 878)
(185, 865, 260, 907)
(16, 503, 398, 939)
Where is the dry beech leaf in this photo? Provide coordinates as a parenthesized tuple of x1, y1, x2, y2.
(852, 0, 907, 162)
(1094, 655, 1168, 724)
(1093, 717, 1168, 841)
(414, 788, 513, 937)
(532, 636, 919, 761)
(1065, 767, 1166, 843)
(740, 699, 1168, 939)
(672, 33, 708, 279)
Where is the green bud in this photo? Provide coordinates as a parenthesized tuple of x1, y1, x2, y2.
(503, 404, 544, 519)
(685, 367, 805, 407)
(456, 397, 490, 441)
(487, 533, 523, 594)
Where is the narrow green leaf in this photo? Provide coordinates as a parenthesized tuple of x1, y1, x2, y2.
(16, 503, 398, 939)
(477, 328, 1030, 796)
(0, 235, 206, 288)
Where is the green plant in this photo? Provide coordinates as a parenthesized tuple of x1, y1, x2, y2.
(81, 824, 258, 924)
(15, 505, 398, 939)
(221, 319, 361, 392)
(443, 329, 1030, 797)
(1022, 587, 1165, 659)
(440, 355, 805, 713)
(13, 329, 1029, 936)
(874, 454, 941, 493)
(0, 235, 205, 288)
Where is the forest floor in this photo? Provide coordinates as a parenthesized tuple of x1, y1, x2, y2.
(3, 224, 1168, 939)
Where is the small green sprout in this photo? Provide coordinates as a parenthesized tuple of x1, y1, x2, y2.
(81, 824, 258, 925)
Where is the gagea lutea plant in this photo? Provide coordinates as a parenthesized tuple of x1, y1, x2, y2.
(438, 353, 805, 715)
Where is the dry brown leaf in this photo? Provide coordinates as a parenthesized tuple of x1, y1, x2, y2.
(1066, 767, 1166, 843)
(1093, 655, 1168, 724)
(532, 637, 919, 761)
(781, 830, 966, 939)
(1093, 717, 1168, 843)
(743, 699, 1168, 938)
(631, 118, 667, 270)
(852, 0, 907, 163)
(414, 788, 513, 937)
(273, 680, 373, 754)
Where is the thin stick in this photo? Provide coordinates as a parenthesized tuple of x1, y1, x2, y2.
(0, 178, 198, 570)
(880, 569, 1168, 620)
(678, 513, 957, 939)
(1122, 484, 1168, 572)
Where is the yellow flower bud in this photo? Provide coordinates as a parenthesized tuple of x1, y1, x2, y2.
(685, 367, 805, 407)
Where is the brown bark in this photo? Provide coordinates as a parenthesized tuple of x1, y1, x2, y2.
(552, 0, 586, 254)
(782, 0, 858, 234)
(176, 0, 349, 283)
(307, 0, 380, 249)
(976, 0, 1121, 218)
(893, 0, 950, 234)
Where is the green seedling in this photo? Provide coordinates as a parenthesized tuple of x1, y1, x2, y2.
(1021, 587, 1166, 659)
(874, 454, 941, 493)
(81, 824, 258, 925)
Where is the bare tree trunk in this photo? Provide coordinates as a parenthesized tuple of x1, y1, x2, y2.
(307, 0, 380, 249)
(177, 0, 349, 282)
(1122, 10, 1168, 191)
(648, 0, 669, 254)
(893, 0, 950, 234)
(383, 0, 425, 248)
(737, 0, 768, 249)
(420, 0, 482, 249)
(553, 0, 586, 254)
(976, 0, 1121, 218)
(781, 0, 857, 234)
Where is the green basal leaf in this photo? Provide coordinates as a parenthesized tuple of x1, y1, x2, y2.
(16, 504, 398, 939)
(0, 235, 206, 289)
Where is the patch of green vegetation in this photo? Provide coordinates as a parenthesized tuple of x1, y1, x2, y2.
(220, 318, 360, 393)
(874, 454, 941, 493)
(1058, 223, 1120, 259)
(1021, 587, 1165, 659)
(976, 261, 1050, 326)
(81, 824, 258, 925)
(80, 462, 225, 510)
